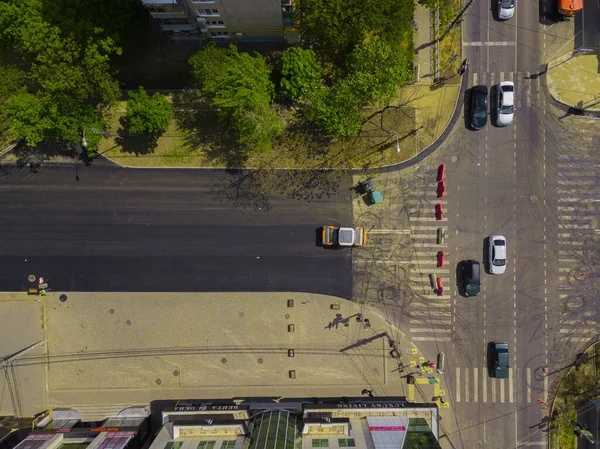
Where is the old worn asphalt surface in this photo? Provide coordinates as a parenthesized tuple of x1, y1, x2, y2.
(0, 164, 353, 297)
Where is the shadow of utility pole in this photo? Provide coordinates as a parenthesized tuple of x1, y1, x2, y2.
(340, 332, 389, 353)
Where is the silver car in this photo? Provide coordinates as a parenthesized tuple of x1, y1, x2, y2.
(498, 0, 515, 19)
(496, 81, 514, 126)
(489, 235, 507, 275)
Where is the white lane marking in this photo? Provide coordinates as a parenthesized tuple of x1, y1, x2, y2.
(456, 367, 461, 402)
(369, 229, 411, 234)
(474, 367, 479, 403)
(509, 368, 514, 403)
(482, 368, 487, 402)
(500, 377, 505, 403)
(491, 377, 496, 402)
(409, 217, 449, 222)
(463, 41, 516, 46)
(412, 336, 451, 341)
(527, 368, 531, 403)
(465, 369, 469, 402)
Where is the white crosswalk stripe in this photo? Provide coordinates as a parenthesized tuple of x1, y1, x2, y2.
(453, 367, 535, 404)
(402, 176, 452, 343)
(553, 132, 600, 347)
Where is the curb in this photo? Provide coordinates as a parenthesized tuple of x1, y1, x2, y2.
(378, 69, 468, 174)
(544, 51, 600, 119)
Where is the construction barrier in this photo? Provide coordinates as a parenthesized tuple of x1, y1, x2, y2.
(435, 203, 443, 220)
(437, 164, 446, 182)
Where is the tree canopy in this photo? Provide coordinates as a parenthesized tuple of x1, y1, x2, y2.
(189, 44, 283, 153)
(343, 38, 413, 106)
(275, 47, 322, 102)
(0, 0, 124, 153)
(294, 0, 413, 62)
(305, 82, 364, 139)
(126, 87, 173, 137)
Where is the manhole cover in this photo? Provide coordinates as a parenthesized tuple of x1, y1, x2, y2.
(173, 370, 180, 377)
(257, 358, 264, 364)
(59, 294, 68, 302)
(109, 308, 115, 314)
(221, 358, 227, 364)
(28, 274, 36, 283)
(285, 314, 290, 319)
(126, 320, 132, 325)
(155, 379, 162, 385)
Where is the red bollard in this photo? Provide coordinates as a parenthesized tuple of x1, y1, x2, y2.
(436, 277, 444, 296)
(437, 251, 444, 268)
(437, 164, 446, 182)
(435, 203, 443, 220)
(437, 181, 445, 198)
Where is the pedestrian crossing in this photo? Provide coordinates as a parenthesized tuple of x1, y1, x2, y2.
(551, 125, 600, 346)
(451, 367, 547, 404)
(402, 170, 452, 343)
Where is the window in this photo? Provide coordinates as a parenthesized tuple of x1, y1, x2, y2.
(197, 442, 216, 449)
(210, 31, 229, 37)
(165, 443, 183, 449)
(338, 440, 355, 448)
(220, 442, 236, 449)
(312, 440, 329, 448)
(196, 8, 220, 16)
(206, 20, 225, 26)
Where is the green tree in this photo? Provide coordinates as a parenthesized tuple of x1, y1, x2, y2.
(418, 0, 441, 9)
(0, 0, 121, 153)
(294, 0, 413, 62)
(189, 44, 283, 153)
(5, 91, 102, 147)
(275, 47, 322, 101)
(0, 60, 28, 144)
(344, 38, 412, 106)
(305, 82, 364, 139)
(126, 87, 173, 137)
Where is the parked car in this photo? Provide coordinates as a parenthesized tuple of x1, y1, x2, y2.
(461, 260, 481, 297)
(488, 235, 507, 274)
(469, 85, 488, 130)
(495, 82, 514, 126)
(489, 342, 509, 378)
(497, 0, 515, 19)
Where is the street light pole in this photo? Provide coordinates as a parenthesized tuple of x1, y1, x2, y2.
(392, 131, 400, 153)
(82, 127, 109, 148)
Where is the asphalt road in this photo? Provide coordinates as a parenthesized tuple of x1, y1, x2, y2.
(440, 2, 600, 448)
(352, 1, 600, 448)
(0, 164, 353, 297)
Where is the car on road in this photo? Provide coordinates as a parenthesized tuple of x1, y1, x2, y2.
(488, 235, 507, 274)
(495, 82, 514, 126)
(461, 260, 481, 297)
(469, 85, 488, 130)
(489, 341, 509, 378)
(322, 226, 367, 247)
(497, 0, 515, 19)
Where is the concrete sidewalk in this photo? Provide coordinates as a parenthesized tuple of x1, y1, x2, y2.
(546, 50, 600, 113)
(0, 291, 449, 418)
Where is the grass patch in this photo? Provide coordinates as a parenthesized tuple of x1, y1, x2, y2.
(550, 342, 600, 449)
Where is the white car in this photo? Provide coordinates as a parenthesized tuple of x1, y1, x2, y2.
(496, 81, 514, 126)
(497, 0, 515, 19)
(489, 235, 507, 275)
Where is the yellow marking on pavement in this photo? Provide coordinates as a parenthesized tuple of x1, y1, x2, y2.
(408, 383, 415, 401)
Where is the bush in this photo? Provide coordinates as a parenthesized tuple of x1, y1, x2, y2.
(126, 87, 172, 137)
